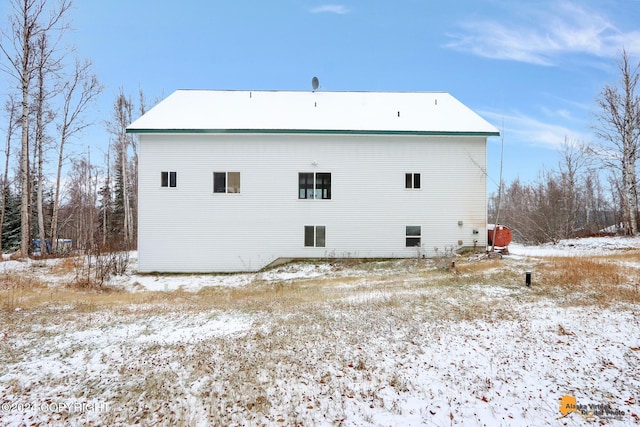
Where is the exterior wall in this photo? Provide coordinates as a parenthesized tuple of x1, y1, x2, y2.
(138, 133, 487, 272)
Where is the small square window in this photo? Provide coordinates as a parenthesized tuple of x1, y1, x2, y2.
(161, 171, 177, 188)
(214, 172, 240, 193)
(405, 173, 420, 189)
(406, 225, 421, 247)
(304, 225, 326, 247)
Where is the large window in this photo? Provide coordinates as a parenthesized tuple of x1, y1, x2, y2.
(304, 225, 326, 247)
(405, 173, 420, 189)
(214, 172, 240, 193)
(406, 226, 421, 247)
(161, 171, 177, 188)
(299, 172, 331, 199)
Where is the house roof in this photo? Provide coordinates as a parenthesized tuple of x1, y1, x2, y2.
(126, 90, 500, 136)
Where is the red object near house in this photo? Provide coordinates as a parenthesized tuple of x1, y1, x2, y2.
(488, 224, 512, 247)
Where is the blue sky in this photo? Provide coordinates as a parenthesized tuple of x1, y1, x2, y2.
(3, 0, 640, 189)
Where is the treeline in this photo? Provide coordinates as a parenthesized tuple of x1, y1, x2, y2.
(489, 51, 640, 243)
(489, 143, 621, 244)
(0, 0, 142, 256)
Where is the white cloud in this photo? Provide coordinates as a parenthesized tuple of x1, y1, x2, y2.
(310, 4, 350, 15)
(445, 1, 640, 65)
(481, 110, 591, 150)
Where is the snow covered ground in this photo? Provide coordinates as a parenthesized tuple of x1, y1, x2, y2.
(0, 237, 639, 426)
(510, 235, 640, 257)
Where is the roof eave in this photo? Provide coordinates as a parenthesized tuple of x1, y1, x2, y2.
(125, 128, 500, 137)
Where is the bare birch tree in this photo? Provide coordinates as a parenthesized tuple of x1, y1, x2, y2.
(593, 49, 640, 236)
(0, 0, 72, 257)
(1, 95, 19, 252)
(50, 59, 102, 253)
(32, 32, 60, 256)
(65, 148, 98, 250)
(558, 139, 590, 237)
(106, 90, 135, 247)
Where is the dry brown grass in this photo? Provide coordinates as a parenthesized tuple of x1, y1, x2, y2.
(50, 257, 79, 274)
(0, 271, 46, 290)
(539, 257, 625, 286)
(532, 255, 640, 306)
(0, 272, 47, 313)
(1, 251, 638, 319)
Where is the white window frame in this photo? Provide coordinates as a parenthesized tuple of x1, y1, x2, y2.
(304, 225, 326, 247)
(213, 171, 241, 194)
(405, 173, 421, 189)
(299, 172, 331, 200)
(405, 225, 421, 247)
(161, 171, 177, 188)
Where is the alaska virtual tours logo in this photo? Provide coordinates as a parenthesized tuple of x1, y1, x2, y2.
(559, 395, 626, 421)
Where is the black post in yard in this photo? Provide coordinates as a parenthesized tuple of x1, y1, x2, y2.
(525, 271, 532, 287)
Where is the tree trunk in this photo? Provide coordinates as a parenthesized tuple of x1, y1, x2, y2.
(50, 129, 64, 253)
(624, 156, 639, 235)
(34, 35, 48, 256)
(20, 66, 30, 257)
(120, 136, 130, 244)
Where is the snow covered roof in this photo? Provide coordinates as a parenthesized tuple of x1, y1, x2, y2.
(126, 90, 500, 136)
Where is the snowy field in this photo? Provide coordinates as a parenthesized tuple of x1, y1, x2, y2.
(0, 237, 639, 426)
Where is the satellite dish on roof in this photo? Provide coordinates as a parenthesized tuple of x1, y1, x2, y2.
(312, 76, 319, 91)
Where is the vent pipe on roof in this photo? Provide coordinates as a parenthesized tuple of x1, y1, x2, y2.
(397, 111, 400, 117)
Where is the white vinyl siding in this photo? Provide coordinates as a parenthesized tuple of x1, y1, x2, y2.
(137, 133, 487, 272)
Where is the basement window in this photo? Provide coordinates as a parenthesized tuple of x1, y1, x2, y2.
(406, 226, 421, 247)
(299, 172, 331, 199)
(405, 173, 420, 189)
(304, 225, 326, 247)
(161, 171, 177, 188)
(214, 172, 240, 193)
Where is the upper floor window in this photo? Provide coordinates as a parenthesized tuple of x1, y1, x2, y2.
(214, 172, 240, 193)
(405, 173, 420, 189)
(299, 172, 331, 199)
(161, 171, 177, 188)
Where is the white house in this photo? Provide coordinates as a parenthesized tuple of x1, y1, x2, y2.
(126, 90, 499, 272)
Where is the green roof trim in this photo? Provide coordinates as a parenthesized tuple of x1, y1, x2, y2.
(126, 128, 500, 137)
